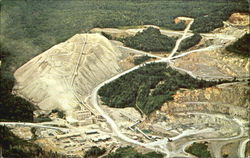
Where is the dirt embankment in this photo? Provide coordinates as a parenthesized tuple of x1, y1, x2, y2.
(228, 13, 250, 26)
(173, 48, 250, 79)
(160, 82, 249, 120)
(13, 34, 129, 113)
(173, 18, 249, 80)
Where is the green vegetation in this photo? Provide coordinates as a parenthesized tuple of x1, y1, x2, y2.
(0, 0, 248, 124)
(226, 33, 250, 57)
(104, 146, 164, 158)
(99, 63, 223, 115)
(83, 146, 106, 158)
(34, 117, 52, 123)
(1, 0, 248, 70)
(0, 1, 247, 157)
(186, 142, 211, 158)
(0, 125, 68, 158)
(0, 46, 35, 122)
(178, 33, 202, 51)
(121, 27, 176, 52)
(142, 129, 152, 134)
(134, 55, 155, 65)
(101, 32, 114, 40)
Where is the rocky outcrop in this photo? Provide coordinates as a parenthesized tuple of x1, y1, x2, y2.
(165, 19, 249, 119)
(228, 13, 250, 26)
(161, 82, 249, 119)
(13, 33, 128, 113)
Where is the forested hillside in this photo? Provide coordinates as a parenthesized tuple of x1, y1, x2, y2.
(103, 146, 163, 158)
(0, 0, 247, 124)
(121, 27, 176, 52)
(186, 142, 211, 158)
(134, 55, 155, 65)
(0, 1, 248, 157)
(83, 146, 106, 158)
(0, 47, 34, 122)
(178, 33, 202, 51)
(226, 33, 250, 57)
(99, 63, 224, 115)
(1, 0, 248, 72)
(0, 0, 248, 121)
(0, 126, 68, 158)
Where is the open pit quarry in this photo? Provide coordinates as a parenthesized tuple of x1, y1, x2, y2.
(2, 14, 249, 158)
(161, 82, 249, 120)
(172, 26, 249, 81)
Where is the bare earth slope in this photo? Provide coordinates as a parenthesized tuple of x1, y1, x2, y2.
(13, 33, 127, 112)
(4, 14, 249, 157)
(173, 24, 249, 80)
(173, 48, 250, 80)
(161, 82, 249, 120)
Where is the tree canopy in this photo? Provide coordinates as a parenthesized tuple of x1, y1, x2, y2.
(84, 146, 106, 158)
(226, 33, 250, 57)
(186, 142, 211, 158)
(104, 146, 164, 158)
(99, 63, 224, 115)
(134, 55, 155, 65)
(0, 126, 68, 158)
(121, 27, 176, 52)
(178, 33, 202, 51)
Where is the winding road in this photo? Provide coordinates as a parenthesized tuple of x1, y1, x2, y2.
(238, 138, 249, 158)
(167, 19, 194, 59)
(89, 77, 170, 155)
(85, 18, 248, 157)
(85, 19, 197, 156)
(171, 112, 247, 157)
(1, 17, 247, 157)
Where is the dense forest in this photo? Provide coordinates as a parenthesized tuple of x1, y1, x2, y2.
(0, 46, 34, 122)
(226, 33, 250, 57)
(83, 146, 106, 158)
(120, 27, 176, 52)
(0, 126, 69, 158)
(134, 55, 155, 65)
(178, 33, 202, 51)
(99, 63, 223, 115)
(0, 1, 247, 119)
(0, 0, 248, 157)
(186, 142, 211, 158)
(103, 146, 164, 158)
(104, 27, 201, 52)
(1, 0, 248, 71)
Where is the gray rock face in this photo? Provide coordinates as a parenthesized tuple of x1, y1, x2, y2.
(161, 82, 249, 120)
(13, 33, 127, 112)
